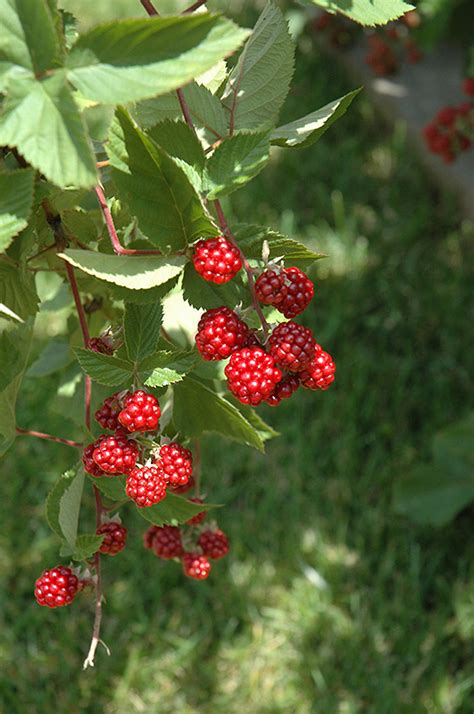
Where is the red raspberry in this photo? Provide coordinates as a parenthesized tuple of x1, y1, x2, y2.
(182, 552, 211, 580)
(126, 464, 167, 507)
(118, 390, 160, 433)
(170, 476, 195, 495)
(436, 107, 458, 127)
(198, 529, 229, 560)
(34, 566, 79, 608)
(95, 392, 125, 431)
(155, 442, 193, 487)
(143, 525, 160, 550)
(97, 521, 127, 555)
(186, 497, 207, 525)
(278, 268, 314, 318)
(224, 347, 282, 405)
(462, 78, 474, 96)
(268, 321, 316, 372)
(300, 346, 336, 390)
(266, 374, 300, 406)
(92, 431, 139, 475)
(192, 236, 242, 284)
(195, 307, 249, 361)
(82, 437, 107, 477)
(255, 269, 287, 306)
(151, 525, 184, 559)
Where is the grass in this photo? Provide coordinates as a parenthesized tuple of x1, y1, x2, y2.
(1, 5, 474, 713)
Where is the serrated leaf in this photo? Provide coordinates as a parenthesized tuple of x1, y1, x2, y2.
(0, 0, 60, 73)
(221, 1, 295, 131)
(233, 224, 325, 264)
(67, 15, 249, 104)
(124, 301, 163, 362)
(27, 339, 72, 377)
(46, 467, 85, 547)
(0, 168, 35, 251)
(59, 249, 186, 290)
(141, 350, 197, 387)
(0, 320, 32, 457)
(205, 131, 270, 198)
(0, 261, 39, 322)
(90, 474, 127, 502)
(107, 109, 215, 252)
(71, 533, 104, 561)
(136, 492, 217, 526)
(271, 89, 361, 148)
(182, 262, 242, 311)
(229, 397, 280, 443)
(108, 276, 180, 304)
(0, 330, 21, 391)
(308, 0, 414, 26)
(0, 71, 97, 189)
(82, 103, 114, 142)
(173, 377, 264, 451)
(75, 348, 133, 386)
(148, 120, 205, 173)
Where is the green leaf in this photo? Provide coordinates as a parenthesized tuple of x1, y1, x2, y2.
(107, 276, 180, 304)
(82, 103, 114, 142)
(221, 1, 295, 131)
(431, 414, 474, 480)
(0, 320, 32, 457)
(205, 131, 270, 199)
(67, 14, 249, 104)
(148, 120, 205, 173)
(71, 533, 104, 561)
(271, 89, 361, 148)
(308, 0, 414, 26)
(0, 261, 39, 322)
(229, 397, 280, 443)
(124, 301, 163, 362)
(0, 71, 97, 189)
(0, 0, 60, 73)
(136, 492, 217, 526)
(58, 249, 186, 290)
(27, 339, 72, 377)
(107, 109, 215, 252)
(74, 348, 133, 387)
(0, 330, 21, 391)
(46, 467, 85, 547)
(0, 168, 36, 251)
(90, 474, 127, 502)
(140, 350, 197, 387)
(234, 224, 325, 264)
(173, 377, 265, 451)
(182, 262, 242, 311)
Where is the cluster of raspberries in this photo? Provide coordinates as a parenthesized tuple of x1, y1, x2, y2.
(193, 236, 335, 407)
(423, 79, 474, 164)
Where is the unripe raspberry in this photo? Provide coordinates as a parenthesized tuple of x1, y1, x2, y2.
(82, 437, 107, 477)
(182, 552, 211, 580)
(143, 525, 160, 550)
(266, 374, 300, 406)
(268, 321, 316, 372)
(155, 442, 193, 487)
(88, 336, 114, 355)
(152, 525, 184, 559)
(95, 392, 125, 431)
(300, 346, 336, 390)
(192, 236, 242, 284)
(195, 307, 249, 361)
(277, 267, 314, 318)
(224, 347, 282, 406)
(92, 430, 139, 475)
(118, 390, 160, 433)
(97, 521, 127, 555)
(198, 529, 229, 560)
(34, 566, 79, 608)
(186, 497, 207, 525)
(126, 464, 167, 507)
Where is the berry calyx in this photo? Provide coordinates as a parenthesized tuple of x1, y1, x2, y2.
(192, 236, 242, 284)
(126, 464, 167, 507)
(182, 552, 211, 580)
(118, 390, 160, 433)
(255, 267, 314, 318)
(225, 347, 282, 406)
(95, 392, 125, 431)
(195, 307, 250, 361)
(266, 374, 300, 406)
(300, 346, 336, 390)
(198, 529, 229, 560)
(82, 437, 107, 477)
(268, 321, 316, 373)
(186, 497, 207, 525)
(151, 525, 184, 559)
(97, 521, 128, 556)
(155, 442, 193, 487)
(34, 566, 79, 608)
(92, 431, 139, 475)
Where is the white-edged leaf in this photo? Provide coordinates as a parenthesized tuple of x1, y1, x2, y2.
(124, 301, 163, 362)
(74, 348, 134, 386)
(205, 131, 270, 198)
(308, 0, 414, 26)
(0, 168, 36, 251)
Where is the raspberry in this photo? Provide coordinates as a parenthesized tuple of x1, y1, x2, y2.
(255, 268, 314, 318)
(192, 236, 242, 284)
(436, 107, 457, 127)
(155, 442, 193, 487)
(34, 566, 79, 608)
(143, 525, 160, 550)
(186, 497, 207, 525)
(151, 525, 184, 559)
(224, 347, 282, 405)
(182, 552, 211, 580)
(198, 529, 229, 560)
(82, 437, 107, 477)
(255, 269, 287, 306)
(126, 464, 167, 507)
(97, 521, 127, 556)
(266, 374, 300, 406)
(170, 476, 195, 495)
(268, 321, 316, 372)
(195, 307, 249, 361)
(300, 346, 336, 390)
(95, 392, 125, 431)
(463, 78, 474, 96)
(92, 431, 139, 475)
(118, 390, 160, 433)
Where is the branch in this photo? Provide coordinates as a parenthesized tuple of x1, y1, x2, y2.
(15, 427, 82, 449)
(176, 88, 196, 131)
(139, 0, 158, 14)
(183, 0, 208, 13)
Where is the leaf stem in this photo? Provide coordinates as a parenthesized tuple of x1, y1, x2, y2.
(183, 0, 207, 13)
(139, 0, 158, 14)
(176, 88, 196, 131)
(15, 427, 82, 449)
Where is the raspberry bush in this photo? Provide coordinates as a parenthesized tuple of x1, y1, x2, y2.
(0, 0, 409, 668)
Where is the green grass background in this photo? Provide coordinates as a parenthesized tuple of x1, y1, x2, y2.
(1, 3, 473, 713)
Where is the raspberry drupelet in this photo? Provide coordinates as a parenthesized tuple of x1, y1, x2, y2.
(195, 307, 249, 361)
(97, 521, 128, 555)
(268, 321, 316, 373)
(182, 552, 211, 580)
(155, 442, 193, 487)
(92, 430, 139, 475)
(126, 464, 167, 507)
(192, 236, 242, 284)
(118, 390, 160, 433)
(34, 566, 79, 608)
(198, 529, 229, 560)
(224, 347, 282, 406)
(299, 346, 336, 390)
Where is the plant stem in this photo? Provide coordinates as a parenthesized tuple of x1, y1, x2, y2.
(183, 0, 207, 13)
(83, 486, 108, 670)
(176, 88, 195, 131)
(15, 427, 82, 449)
(194, 438, 202, 496)
(140, 0, 158, 14)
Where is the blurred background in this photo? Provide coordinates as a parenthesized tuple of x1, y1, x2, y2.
(1, 1, 473, 712)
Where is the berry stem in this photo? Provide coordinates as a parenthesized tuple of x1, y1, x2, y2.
(83, 486, 108, 670)
(183, 0, 207, 12)
(139, 0, 158, 14)
(213, 200, 270, 336)
(15, 427, 82, 449)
